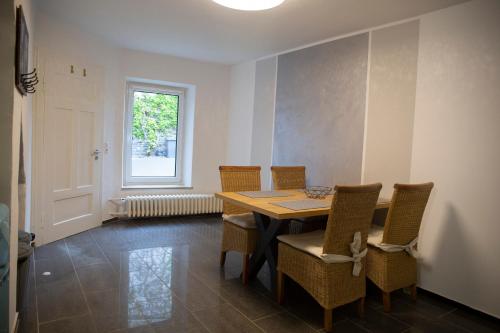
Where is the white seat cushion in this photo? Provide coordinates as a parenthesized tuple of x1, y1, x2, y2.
(367, 225, 384, 246)
(278, 230, 369, 275)
(222, 213, 257, 229)
(277, 230, 325, 259)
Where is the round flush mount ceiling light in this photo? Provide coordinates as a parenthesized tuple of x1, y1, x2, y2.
(212, 0, 286, 11)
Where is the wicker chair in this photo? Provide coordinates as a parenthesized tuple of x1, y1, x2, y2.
(271, 166, 306, 190)
(219, 166, 261, 285)
(366, 182, 434, 312)
(277, 183, 382, 332)
(271, 166, 325, 233)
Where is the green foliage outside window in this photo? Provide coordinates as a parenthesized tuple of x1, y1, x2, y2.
(132, 91, 179, 156)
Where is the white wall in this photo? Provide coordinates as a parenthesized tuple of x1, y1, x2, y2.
(250, 57, 277, 190)
(30, 0, 500, 318)
(225, 61, 256, 165)
(411, 0, 500, 318)
(111, 49, 231, 215)
(10, 0, 35, 331)
(17, 0, 34, 234)
(0, 0, 14, 328)
(33, 12, 232, 222)
(227, 0, 500, 318)
(33, 11, 117, 231)
(9, 94, 21, 333)
(363, 21, 419, 199)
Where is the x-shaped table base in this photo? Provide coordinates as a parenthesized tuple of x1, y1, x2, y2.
(247, 212, 290, 294)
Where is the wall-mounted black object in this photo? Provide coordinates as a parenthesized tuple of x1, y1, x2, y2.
(15, 6, 38, 96)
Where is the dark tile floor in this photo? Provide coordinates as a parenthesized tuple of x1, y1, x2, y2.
(18, 215, 500, 333)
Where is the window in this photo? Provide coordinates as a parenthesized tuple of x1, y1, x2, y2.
(124, 81, 185, 186)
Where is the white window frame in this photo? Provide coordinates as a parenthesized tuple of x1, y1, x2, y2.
(123, 81, 185, 187)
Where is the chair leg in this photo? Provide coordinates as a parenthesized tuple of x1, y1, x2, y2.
(219, 251, 227, 267)
(383, 291, 391, 312)
(357, 297, 365, 318)
(242, 254, 250, 285)
(324, 308, 333, 332)
(410, 284, 417, 301)
(277, 270, 285, 305)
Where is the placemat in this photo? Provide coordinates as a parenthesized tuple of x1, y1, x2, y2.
(237, 191, 292, 198)
(271, 199, 331, 211)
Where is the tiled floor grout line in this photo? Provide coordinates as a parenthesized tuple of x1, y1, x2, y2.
(251, 310, 286, 322)
(108, 235, 156, 333)
(395, 295, 461, 321)
(87, 227, 119, 274)
(346, 318, 372, 333)
(36, 313, 92, 326)
(188, 306, 223, 333)
(127, 245, 215, 332)
(381, 301, 465, 333)
(158, 260, 230, 332)
(189, 269, 282, 332)
(249, 293, 327, 332)
(160, 250, 268, 332)
(32, 256, 40, 333)
(207, 259, 287, 322)
(144, 249, 223, 332)
(388, 296, 466, 332)
(191, 300, 265, 333)
(36, 227, 363, 332)
(383, 309, 416, 329)
(437, 307, 458, 319)
(285, 310, 327, 332)
(163, 240, 317, 333)
(62, 239, 99, 333)
(25, 218, 500, 333)
(438, 309, 477, 333)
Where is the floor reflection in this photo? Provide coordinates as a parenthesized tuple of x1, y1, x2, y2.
(24, 217, 500, 333)
(127, 247, 173, 327)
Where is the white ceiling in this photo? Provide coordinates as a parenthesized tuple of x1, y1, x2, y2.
(36, 0, 468, 64)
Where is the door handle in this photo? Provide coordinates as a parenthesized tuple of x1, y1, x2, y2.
(91, 149, 101, 160)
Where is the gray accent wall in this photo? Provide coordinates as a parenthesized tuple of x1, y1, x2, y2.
(273, 33, 369, 187)
(250, 57, 277, 189)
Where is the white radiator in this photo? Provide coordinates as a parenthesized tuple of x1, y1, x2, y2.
(123, 194, 223, 218)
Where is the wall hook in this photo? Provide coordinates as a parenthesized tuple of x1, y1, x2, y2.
(20, 67, 38, 94)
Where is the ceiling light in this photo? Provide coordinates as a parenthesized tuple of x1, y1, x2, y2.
(212, 0, 286, 11)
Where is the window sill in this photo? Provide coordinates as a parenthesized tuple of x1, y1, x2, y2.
(121, 185, 194, 190)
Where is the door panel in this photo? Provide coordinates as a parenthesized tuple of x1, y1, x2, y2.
(77, 110, 95, 188)
(40, 59, 103, 244)
(49, 106, 73, 192)
(53, 194, 93, 225)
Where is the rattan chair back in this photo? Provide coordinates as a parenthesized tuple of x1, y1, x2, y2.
(219, 166, 261, 215)
(323, 183, 382, 256)
(271, 166, 306, 190)
(382, 183, 434, 245)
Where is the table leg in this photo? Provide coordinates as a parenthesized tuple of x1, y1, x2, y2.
(248, 212, 289, 293)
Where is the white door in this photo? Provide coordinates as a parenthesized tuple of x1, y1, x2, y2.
(40, 59, 103, 244)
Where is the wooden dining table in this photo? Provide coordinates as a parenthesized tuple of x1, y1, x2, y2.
(215, 190, 391, 292)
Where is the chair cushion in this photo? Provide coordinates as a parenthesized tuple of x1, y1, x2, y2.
(367, 225, 384, 246)
(222, 213, 257, 229)
(277, 230, 325, 259)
